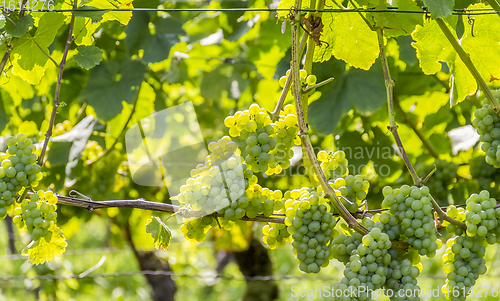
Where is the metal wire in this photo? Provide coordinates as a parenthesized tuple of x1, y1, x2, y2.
(1, 270, 500, 282)
(4, 7, 500, 15)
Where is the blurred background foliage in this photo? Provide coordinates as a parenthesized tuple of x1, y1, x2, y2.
(2, 0, 500, 300)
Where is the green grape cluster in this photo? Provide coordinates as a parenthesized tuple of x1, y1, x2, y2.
(262, 222, 291, 249)
(415, 159, 458, 205)
(463, 190, 500, 237)
(285, 188, 338, 273)
(332, 228, 392, 301)
(380, 185, 438, 257)
(442, 235, 487, 301)
(178, 137, 251, 216)
(384, 253, 421, 301)
(12, 191, 58, 242)
(472, 100, 500, 167)
(279, 69, 317, 91)
(179, 137, 284, 242)
(224, 103, 299, 175)
(319, 174, 370, 213)
(316, 150, 349, 182)
(181, 215, 217, 242)
(469, 155, 500, 195)
(330, 231, 363, 264)
(0, 134, 43, 219)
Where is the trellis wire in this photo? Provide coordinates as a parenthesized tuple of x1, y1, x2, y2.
(5, 7, 500, 15)
(1, 270, 500, 281)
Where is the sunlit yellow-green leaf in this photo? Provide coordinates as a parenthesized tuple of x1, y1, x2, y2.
(22, 227, 67, 265)
(145, 216, 172, 250)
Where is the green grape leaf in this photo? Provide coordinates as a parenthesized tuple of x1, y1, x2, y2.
(125, 12, 185, 63)
(146, 216, 172, 250)
(46, 142, 72, 167)
(374, 0, 424, 38)
(74, 6, 108, 22)
(79, 59, 146, 121)
(423, 0, 454, 19)
(11, 13, 66, 84)
(317, 12, 379, 69)
(22, 227, 67, 265)
(4, 14, 34, 38)
(73, 45, 104, 70)
(309, 60, 386, 134)
(412, 5, 500, 105)
(0, 93, 9, 133)
(277, 0, 309, 19)
(86, 0, 133, 25)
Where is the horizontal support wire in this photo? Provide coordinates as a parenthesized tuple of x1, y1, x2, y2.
(4, 7, 500, 15)
(2, 270, 500, 281)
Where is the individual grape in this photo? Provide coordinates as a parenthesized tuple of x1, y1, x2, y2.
(415, 159, 458, 206)
(306, 75, 317, 86)
(472, 100, 500, 167)
(279, 76, 287, 88)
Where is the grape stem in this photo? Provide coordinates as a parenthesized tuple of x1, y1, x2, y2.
(0, 0, 29, 77)
(38, 0, 78, 165)
(271, 32, 308, 121)
(430, 195, 467, 230)
(290, 5, 408, 250)
(302, 77, 334, 93)
(377, 28, 422, 187)
(435, 18, 500, 111)
(377, 28, 466, 230)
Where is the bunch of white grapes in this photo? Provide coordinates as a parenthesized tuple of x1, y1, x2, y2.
(331, 228, 392, 301)
(12, 191, 58, 242)
(442, 235, 487, 301)
(380, 185, 438, 257)
(472, 99, 500, 167)
(224, 103, 300, 175)
(285, 188, 337, 273)
(0, 134, 43, 219)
